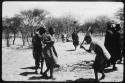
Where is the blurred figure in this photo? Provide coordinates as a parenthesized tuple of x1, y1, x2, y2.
(105, 23, 122, 70)
(112, 24, 122, 64)
(104, 22, 115, 69)
(42, 27, 59, 78)
(72, 30, 79, 50)
(117, 23, 124, 63)
(61, 33, 67, 42)
(32, 27, 46, 73)
(80, 35, 110, 81)
(61, 33, 65, 42)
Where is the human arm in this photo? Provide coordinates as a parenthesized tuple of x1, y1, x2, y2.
(80, 45, 91, 53)
(43, 35, 55, 45)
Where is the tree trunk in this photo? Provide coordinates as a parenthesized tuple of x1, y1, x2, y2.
(6, 33, 10, 47)
(22, 37, 25, 46)
(26, 36, 30, 45)
(21, 31, 25, 46)
(7, 38, 10, 47)
(13, 33, 16, 45)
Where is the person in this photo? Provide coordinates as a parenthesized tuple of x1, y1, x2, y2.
(111, 24, 122, 66)
(104, 23, 116, 69)
(42, 27, 59, 78)
(61, 33, 65, 42)
(32, 27, 46, 74)
(80, 35, 111, 81)
(81, 26, 92, 46)
(116, 23, 124, 63)
(105, 23, 122, 70)
(72, 30, 79, 50)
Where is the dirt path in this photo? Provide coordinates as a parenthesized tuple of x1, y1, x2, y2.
(2, 39, 124, 82)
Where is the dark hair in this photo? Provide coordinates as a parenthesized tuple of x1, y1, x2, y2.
(84, 35, 92, 44)
(115, 24, 121, 31)
(39, 27, 46, 35)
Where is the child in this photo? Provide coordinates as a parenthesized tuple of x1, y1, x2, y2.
(80, 35, 110, 81)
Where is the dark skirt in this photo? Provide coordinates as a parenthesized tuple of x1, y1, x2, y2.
(93, 54, 108, 72)
(43, 45, 58, 67)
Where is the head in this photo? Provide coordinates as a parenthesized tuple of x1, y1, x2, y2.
(48, 27, 55, 35)
(38, 27, 46, 35)
(84, 35, 92, 44)
(115, 24, 121, 31)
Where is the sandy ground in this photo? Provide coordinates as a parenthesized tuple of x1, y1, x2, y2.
(2, 35, 124, 82)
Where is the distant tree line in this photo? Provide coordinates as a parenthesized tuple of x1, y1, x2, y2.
(2, 8, 123, 47)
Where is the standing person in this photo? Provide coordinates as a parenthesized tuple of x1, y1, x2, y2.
(42, 27, 59, 78)
(32, 27, 46, 74)
(116, 23, 124, 63)
(61, 33, 65, 42)
(80, 35, 111, 81)
(72, 30, 79, 50)
(111, 24, 122, 67)
(104, 23, 116, 68)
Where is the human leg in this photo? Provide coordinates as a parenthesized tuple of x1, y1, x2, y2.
(100, 71, 105, 80)
(50, 65, 54, 78)
(94, 69, 98, 81)
(35, 56, 40, 73)
(40, 58, 44, 74)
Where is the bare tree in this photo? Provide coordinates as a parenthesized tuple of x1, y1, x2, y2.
(9, 15, 22, 45)
(44, 15, 78, 39)
(115, 8, 124, 21)
(18, 8, 49, 45)
(95, 16, 110, 35)
(2, 17, 12, 47)
(80, 16, 111, 36)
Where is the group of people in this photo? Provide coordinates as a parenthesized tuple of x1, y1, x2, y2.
(32, 26, 59, 79)
(104, 23, 124, 69)
(32, 21, 123, 81)
(80, 22, 123, 81)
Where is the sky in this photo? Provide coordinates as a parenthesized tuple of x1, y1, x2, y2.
(2, 1, 124, 23)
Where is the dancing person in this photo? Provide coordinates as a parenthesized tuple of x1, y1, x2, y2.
(81, 26, 92, 46)
(104, 23, 116, 69)
(42, 27, 59, 78)
(32, 27, 46, 73)
(111, 24, 122, 67)
(105, 23, 122, 70)
(80, 35, 110, 81)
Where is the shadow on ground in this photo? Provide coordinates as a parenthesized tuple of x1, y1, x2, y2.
(66, 78, 96, 82)
(19, 71, 37, 76)
(21, 66, 36, 69)
(104, 68, 116, 73)
(66, 49, 76, 51)
(28, 75, 51, 80)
